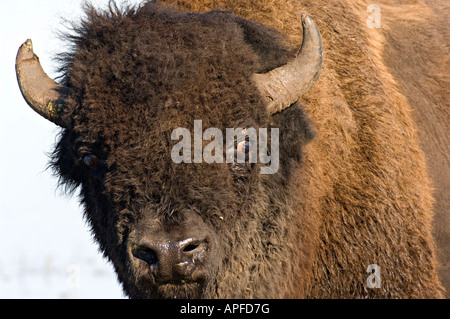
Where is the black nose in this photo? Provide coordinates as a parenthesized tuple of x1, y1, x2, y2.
(132, 237, 209, 282)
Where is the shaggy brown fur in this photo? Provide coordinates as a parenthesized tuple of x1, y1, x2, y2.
(161, 0, 448, 298)
(378, 0, 450, 297)
(47, 0, 447, 298)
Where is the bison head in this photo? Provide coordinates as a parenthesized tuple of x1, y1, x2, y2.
(16, 2, 321, 298)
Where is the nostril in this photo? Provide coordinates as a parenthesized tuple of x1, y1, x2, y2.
(183, 244, 200, 252)
(181, 239, 208, 255)
(133, 247, 158, 266)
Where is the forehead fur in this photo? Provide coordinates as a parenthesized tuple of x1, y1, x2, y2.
(58, 2, 293, 144)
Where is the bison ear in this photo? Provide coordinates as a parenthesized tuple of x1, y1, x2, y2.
(271, 103, 316, 162)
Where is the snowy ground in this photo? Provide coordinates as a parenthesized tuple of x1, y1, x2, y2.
(0, 0, 144, 299)
(0, 188, 125, 298)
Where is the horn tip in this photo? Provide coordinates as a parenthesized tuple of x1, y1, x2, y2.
(17, 39, 35, 62)
(301, 13, 313, 25)
(20, 39, 33, 52)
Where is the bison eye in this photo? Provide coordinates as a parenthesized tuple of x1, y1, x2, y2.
(237, 140, 252, 155)
(83, 154, 100, 169)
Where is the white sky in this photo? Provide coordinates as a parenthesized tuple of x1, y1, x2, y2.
(0, 0, 143, 299)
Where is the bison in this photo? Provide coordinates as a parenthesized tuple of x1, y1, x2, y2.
(15, 0, 448, 298)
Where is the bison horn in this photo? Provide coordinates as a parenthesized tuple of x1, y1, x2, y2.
(16, 39, 70, 128)
(252, 14, 323, 114)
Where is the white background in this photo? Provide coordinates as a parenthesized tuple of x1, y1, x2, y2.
(0, 0, 144, 299)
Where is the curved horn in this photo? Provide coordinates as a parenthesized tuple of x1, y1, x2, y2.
(252, 14, 323, 114)
(16, 39, 69, 127)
